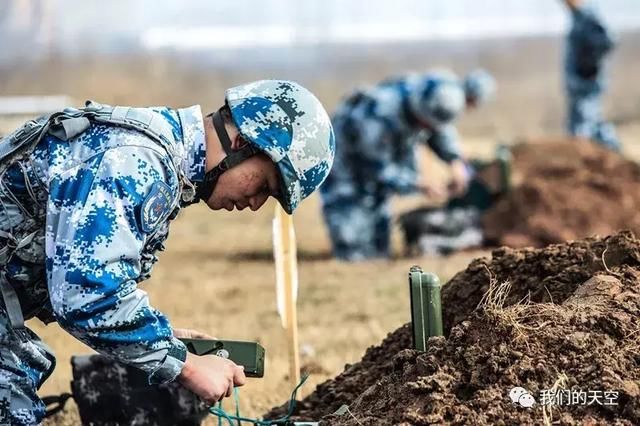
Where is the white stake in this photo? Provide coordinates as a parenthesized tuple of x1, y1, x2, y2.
(273, 204, 300, 385)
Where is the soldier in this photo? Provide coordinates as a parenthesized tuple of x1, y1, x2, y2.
(320, 70, 495, 261)
(0, 80, 335, 424)
(563, 0, 619, 150)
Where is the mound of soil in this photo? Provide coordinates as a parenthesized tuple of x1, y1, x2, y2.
(482, 141, 640, 247)
(265, 232, 640, 424)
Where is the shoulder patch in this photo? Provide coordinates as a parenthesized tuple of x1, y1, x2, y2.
(140, 181, 174, 233)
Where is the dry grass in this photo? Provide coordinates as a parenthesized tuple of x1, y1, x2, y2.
(475, 266, 575, 351)
(475, 276, 574, 425)
(542, 372, 569, 426)
(475, 267, 534, 345)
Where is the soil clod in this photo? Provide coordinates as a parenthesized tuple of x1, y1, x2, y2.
(265, 231, 640, 425)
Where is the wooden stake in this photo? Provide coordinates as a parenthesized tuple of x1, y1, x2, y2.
(273, 204, 301, 385)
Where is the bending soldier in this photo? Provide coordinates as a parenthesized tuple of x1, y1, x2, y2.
(320, 70, 495, 261)
(0, 80, 335, 424)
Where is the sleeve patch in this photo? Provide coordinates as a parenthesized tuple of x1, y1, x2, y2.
(140, 181, 174, 233)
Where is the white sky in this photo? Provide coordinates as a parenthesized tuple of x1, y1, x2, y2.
(2, 0, 639, 52)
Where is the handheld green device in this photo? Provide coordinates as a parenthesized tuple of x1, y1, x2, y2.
(409, 266, 444, 351)
(180, 339, 265, 378)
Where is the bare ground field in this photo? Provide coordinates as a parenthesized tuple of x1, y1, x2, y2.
(34, 122, 640, 424)
(0, 31, 636, 424)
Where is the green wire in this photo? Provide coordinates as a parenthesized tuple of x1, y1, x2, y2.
(234, 387, 241, 426)
(209, 374, 309, 425)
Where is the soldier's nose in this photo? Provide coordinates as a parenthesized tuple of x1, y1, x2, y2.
(249, 194, 268, 211)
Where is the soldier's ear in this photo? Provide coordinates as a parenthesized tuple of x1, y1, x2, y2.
(220, 105, 233, 124)
(228, 127, 249, 151)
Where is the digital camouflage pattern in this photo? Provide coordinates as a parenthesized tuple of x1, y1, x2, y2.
(565, 1, 619, 150)
(0, 103, 206, 423)
(320, 72, 467, 260)
(0, 308, 56, 424)
(226, 80, 335, 214)
(71, 354, 208, 426)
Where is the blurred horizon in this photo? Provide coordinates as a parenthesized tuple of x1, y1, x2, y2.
(0, 0, 638, 141)
(1, 0, 639, 63)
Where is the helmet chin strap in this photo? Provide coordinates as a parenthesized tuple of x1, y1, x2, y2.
(196, 107, 260, 202)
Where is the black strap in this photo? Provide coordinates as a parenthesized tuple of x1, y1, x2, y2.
(0, 272, 24, 329)
(43, 393, 73, 418)
(195, 110, 260, 202)
(212, 109, 232, 154)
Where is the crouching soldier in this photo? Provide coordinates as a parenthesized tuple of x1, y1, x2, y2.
(563, 0, 619, 150)
(0, 80, 334, 424)
(320, 69, 495, 261)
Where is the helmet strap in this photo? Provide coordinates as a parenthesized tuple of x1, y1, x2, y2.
(195, 107, 260, 202)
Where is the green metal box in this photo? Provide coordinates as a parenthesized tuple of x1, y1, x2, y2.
(180, 338, 265, 378)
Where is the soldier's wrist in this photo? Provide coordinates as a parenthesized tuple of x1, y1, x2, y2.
(178, 352, 196, 383)
(148, 337, 188, 385)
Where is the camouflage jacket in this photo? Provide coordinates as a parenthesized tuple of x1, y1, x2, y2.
(0, 104, 206, 384)
(330, 73, 463, 196)
(565, 2, 615, 96)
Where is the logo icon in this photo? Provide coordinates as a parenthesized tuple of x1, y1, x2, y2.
(509, 387, 536, 408)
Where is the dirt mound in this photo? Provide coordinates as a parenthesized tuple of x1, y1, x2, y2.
(265, 232, 640, 424)
(482, 141, 640, 247)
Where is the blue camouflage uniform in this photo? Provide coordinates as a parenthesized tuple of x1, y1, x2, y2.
(320, 73, 465, 260)
(0, 104, 206, 424)
(565, 1, 619, 150)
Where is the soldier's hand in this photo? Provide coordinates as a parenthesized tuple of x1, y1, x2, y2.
(178, 352, 246, 404)
(173, 328, 216, 339)
(417, 183, 445, 200)
(447, 159, 470, 198)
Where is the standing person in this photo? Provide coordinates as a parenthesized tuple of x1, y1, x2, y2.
(0, 80, 335, 424)
(320, 70, 495, 261)
(563, 0, 619, 150)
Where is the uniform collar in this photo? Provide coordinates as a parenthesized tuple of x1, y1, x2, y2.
(177, 105, 207, 183)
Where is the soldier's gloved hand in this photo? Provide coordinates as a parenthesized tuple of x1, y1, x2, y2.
(173, 328, 216, 339)
(178, 352, 247, 404)
(447, 159, 471, 198)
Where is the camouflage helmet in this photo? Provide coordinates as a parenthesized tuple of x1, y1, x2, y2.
(225, 80, 335, 214)
(408, 74, 466, 128)
(463, 69, 496, 105)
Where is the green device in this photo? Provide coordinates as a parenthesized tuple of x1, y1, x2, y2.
(180, 338, 265, 378)
(495, 144, 512, 193)
(447, 145, 513, 212)
(409, 266, 443, 351)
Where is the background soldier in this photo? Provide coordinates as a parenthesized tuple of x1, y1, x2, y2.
(0, 80, 335, 424)
(319, 70, 495, 261)
(563, 0, 619, 150)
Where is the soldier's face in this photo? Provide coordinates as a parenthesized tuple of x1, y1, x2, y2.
(205, 154, 281, 212)
(466, 97, 478, 109)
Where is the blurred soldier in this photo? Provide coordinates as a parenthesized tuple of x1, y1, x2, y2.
(563, 0, 619, 150)
(0, 80, 334, 424)
(320, 70, 495, 261)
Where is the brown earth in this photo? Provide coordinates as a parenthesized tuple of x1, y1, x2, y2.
(482, 140, 640, 248)
(265, 231, 640, 425)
